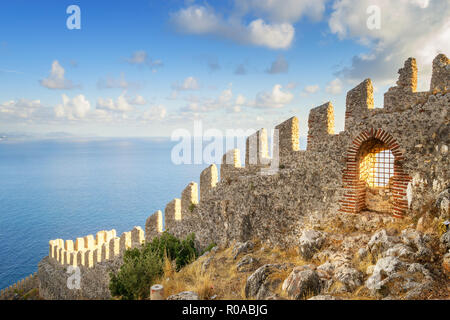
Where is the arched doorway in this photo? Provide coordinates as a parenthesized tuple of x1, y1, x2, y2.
(339, 129, 411, 217)
(357, 139, 394, 213)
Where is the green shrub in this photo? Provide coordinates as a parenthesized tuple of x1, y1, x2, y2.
(109, 232, 199, 300)
(201, 242, 217, 255)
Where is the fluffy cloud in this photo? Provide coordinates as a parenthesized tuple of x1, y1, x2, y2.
(254, 84, 294, 108)
(266, 55, 289, 74)
(54, 94, 91, 120)
(172, 76, 200, 91)
(170, 5, 295, 49)
(141, 105, 167, 121)
(247, 19, 294, 49)
(0, 99, 42, 119)
(96, 93, 133, 113)
(179, 85, 243, 114)
(125, 50, 163, 71)
(40, 60, 75, 89)
(325, 78, 343, 95)
(328, 0, 450, 88)
(130, 95, 146, 105)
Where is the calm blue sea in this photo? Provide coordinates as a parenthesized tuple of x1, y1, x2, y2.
(0, 138, 209, 290)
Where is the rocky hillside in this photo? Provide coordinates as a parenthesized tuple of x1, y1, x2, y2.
(159, 210, 450, 300)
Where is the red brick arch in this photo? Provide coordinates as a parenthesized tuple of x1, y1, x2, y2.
(339, 128, 411, 218)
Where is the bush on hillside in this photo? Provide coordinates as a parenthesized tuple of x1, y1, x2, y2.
(109, 232, 198, 300)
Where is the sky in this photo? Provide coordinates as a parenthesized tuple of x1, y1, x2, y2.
(0, 0, 448, 139)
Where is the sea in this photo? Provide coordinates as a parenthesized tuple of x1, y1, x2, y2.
(0, 138, 211, 290)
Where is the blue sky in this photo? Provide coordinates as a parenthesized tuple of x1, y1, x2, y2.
(0, 0, 448, 138)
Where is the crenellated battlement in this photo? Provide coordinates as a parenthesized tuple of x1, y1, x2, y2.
(0, 272, 38, 300)
(48, 227, 144, 268)
(142, 53, 449, 244)
(307, 101, 335, 151)
(344, 79, 373, 130)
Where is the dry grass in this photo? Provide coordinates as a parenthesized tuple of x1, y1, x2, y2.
(153, 239, 311, 300)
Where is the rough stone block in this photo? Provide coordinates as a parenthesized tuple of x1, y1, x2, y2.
(200, 164, 218, 200)
(75, 237, 85, 251)
(145, 210, 163, 243)
(109, 237, 120, 259)
(119, 231, 132, 254)
(131, 226, 145, 248)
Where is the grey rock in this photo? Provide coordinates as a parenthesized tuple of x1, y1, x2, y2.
(233, 241, 254, 260)
(440, 231, 450, 251)
(298, 230, 326, 260)
(201, 256, 212, 274)
(333, 266, 364, 292)
(365, 256, 404, 295)
(245, 264, 286, 299)
(383, 243, 415, 259)
(357, 248, 368, 260)
(282, 267, 321, 299)
(236, 255, 258, 272)
(167, 291, 199, 300)
(367, 229, 396, 258)
(317, 261, 334, 274)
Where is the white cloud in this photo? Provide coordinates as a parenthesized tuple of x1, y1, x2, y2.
(254, 84, 294, 108)
(125, 50, 163, 71)
(130, 95, 147, 105)
(141, 105, 167, 121)
(179, 84, 240, 114)
(40, 60, 75, 89)
(54, 94, 91, 120)
(247, 19, 294, 49)
(0, 99, 42, 119)
(325, 78, 343, 95)
(126, 50, 148, 64)
(172, 76, 200, 91)
(170, 5, 295, 49)
(328, 0, 450, 88)
(96, 93, 134, 113)
(303, 84, 320, 94)
(266, 55, 289, 74)
(170, 5, 220, 34)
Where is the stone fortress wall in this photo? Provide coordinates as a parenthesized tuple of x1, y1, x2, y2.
(0, 273, 38, 299)
(34, 53, 449, 299)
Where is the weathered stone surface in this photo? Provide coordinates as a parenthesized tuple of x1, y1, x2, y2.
(236, 255, 258, 272)
(333, 266, 363, 292)
(38, 256, 122, 300)
(367, 229, 397, 258)
(443, 252, 450, 275)
(440, 231, 450, 251)
(167, 291, 199, 300)
(245, 264, 287, 299)
(298, 230, 326, 260)
(232, 241, 254, 260)
(365, 256, 404, 295)
(281, 266, 321, 299)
